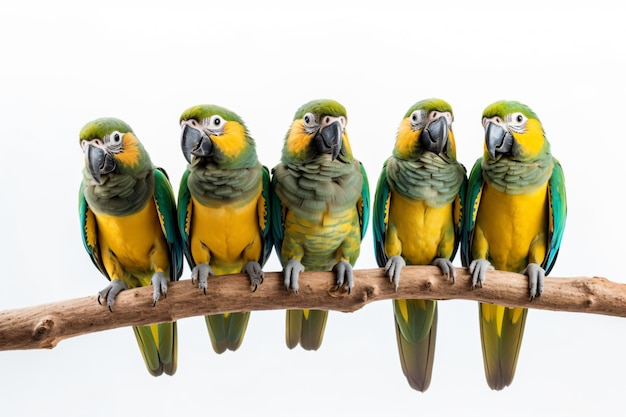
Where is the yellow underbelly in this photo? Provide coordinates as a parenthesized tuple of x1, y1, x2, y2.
(189, 194, 262, 275)
(95, 199, 170, 286)
(386, 193, 455, 264)
(473, 182, 549, 272)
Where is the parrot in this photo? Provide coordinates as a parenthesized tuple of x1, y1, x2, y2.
(461, 100, 567, 390)
(373, 98, 467, 392)
(177, 104, 272, 354)
(271, 98, 370, 350)
(78, 117, 183, 376)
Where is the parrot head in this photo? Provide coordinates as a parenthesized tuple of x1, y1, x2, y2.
(179, 104, 257, 169)
(393, 98, 456, 160)
(79, 117, 151, 184)
(282, 99, 353, 164)
(481, 100, 549, 161)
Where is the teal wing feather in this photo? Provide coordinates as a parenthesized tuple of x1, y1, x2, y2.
(177, 169, 194, 268)
(544, 158, 567, 274)
(259, 165, 273, 266)
(451, 165, 468, 262)
(153, 167, 183, 281)
(78, 184, 108, 279)
(358, 161, 370, 241)
(270, 167, 285, 263)
(373, 160, 390, 267)
(460, 158, 484, 267)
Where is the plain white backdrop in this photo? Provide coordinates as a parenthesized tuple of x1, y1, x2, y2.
(1, 1, 625, 415)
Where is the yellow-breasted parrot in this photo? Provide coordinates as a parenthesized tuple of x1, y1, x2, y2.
(79, 117, 183, 376)
(177, 104, 272, 353)
(373, 99, 467, 391)
(271, 99, 370, 350)
(461, 100, 567, 390)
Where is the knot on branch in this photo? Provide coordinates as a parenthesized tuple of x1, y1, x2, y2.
(33, 317, 55, 343)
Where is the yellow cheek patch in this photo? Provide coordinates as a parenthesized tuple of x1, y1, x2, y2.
(116, 133, 141, 168)
(286, 120, 314, 157)
(395, 118, 419, 156)
(210, 121, 247, 158)
(512, 118, 545, 158)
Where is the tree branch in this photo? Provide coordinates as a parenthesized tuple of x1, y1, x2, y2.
(0, 266, 623, 351)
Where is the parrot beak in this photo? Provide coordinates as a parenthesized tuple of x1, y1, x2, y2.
(419, 116, 448, 155)
(85, 143, 115, 184)
(181, 123, 213, 164)
(485, 122, 514, 160)
(315, 120, 343, 161)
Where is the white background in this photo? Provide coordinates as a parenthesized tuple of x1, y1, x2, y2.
(1, 1, 625, 415)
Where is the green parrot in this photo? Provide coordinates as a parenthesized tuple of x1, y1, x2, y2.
(461, 100, 567, 390)
(271, 99, 370, 350)
(177, 104, 272, 354)
(373, 99, 467, 392)
(79, 117, 183, 376)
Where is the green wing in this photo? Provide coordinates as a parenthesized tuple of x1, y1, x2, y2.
(544, 158, 567, 274)
(79, 184, 108, 279)
(372, 160, 390, 267)
(460, 158, 484, 267)
(259, 165, 273, 266)
(358, 161, 370, 241)
(177, 169, 194, 268)
(153, 167, 183, 281)
(270, 167, 285, 263)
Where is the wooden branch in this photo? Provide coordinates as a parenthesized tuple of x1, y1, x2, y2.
(0, 266, 624, 351)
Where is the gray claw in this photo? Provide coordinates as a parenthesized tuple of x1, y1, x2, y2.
(468, 259, 493, 289)
(191, 263, 214, 295)
(384, 256, 405, 291)
(151, 272, 169, 306)
(334, 261, 354, 294)
(522, 263, 545, 301)
(97, 279, 128, 312)
(433, 257, 456, 283)
(242, 261, 264, 292)
(284, 260, 304, 294)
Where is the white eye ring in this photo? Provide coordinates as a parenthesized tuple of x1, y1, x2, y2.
(507, 112, 527, 132)
(110, 131, 122, 144)
(410, 110, 426, 128)
(209, 115, 224, 129)
(303, 112, 317, 128)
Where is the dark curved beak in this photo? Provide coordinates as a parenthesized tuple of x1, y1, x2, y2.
(85, 144, 115, 184)
(181, 124, 212, 164)
(315, 120, 343, 160)
(419, 116, 448, 155)
(485, 122, 514, 160)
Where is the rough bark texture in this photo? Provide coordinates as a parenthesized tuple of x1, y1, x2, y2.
(0, 266, 624, 351)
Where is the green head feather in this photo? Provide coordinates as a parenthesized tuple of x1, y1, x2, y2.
(293, 99, 347, 120)
(180, 104, 248, 128)
(79, 117, 133, 142)
(482, 100, 539, 121)
(404, 98, 454, 119)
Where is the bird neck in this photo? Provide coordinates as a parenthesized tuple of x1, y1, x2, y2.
(481, 153, 553, 195)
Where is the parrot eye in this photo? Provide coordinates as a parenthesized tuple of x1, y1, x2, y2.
(105, 131, 123, 151)
(410, 110, 427, 129)
(507, 112, 527, 132)
(203, 115, 225, 132)
(303, 112, 318, 128)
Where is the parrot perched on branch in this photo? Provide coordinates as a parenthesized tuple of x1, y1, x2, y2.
(373, 99, 467, 391)
(461, 100, 567, 390)
(271, 99, 370, 350)
(177, 104, 272, 354)
(79, 117, 183, 376)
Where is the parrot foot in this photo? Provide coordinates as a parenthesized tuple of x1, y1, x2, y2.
(242, 261, 264, 292)
(333, 261, 354, 294)
(468, 258, 493, 289)
(384, 255, 405, 291)
(97, 279, 128, 312)
(151, 272, 168, 306)
(433, 257, 456, 283)
(522, 262, 545, 301)
(284, 260, 304, 294)
(191, 263, 214, 295)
